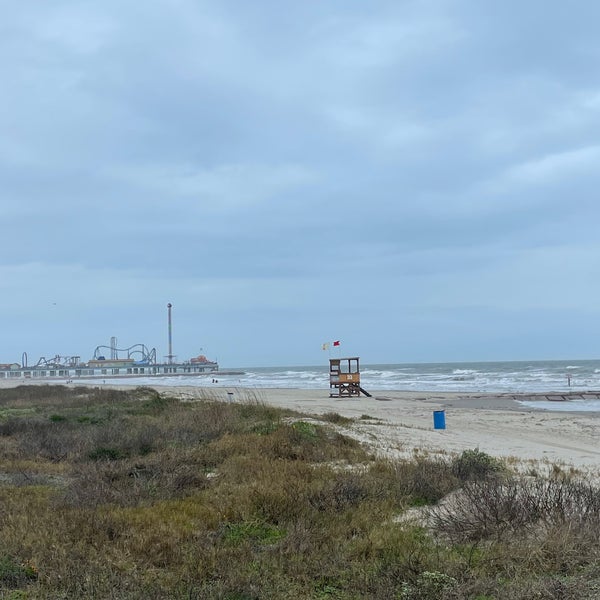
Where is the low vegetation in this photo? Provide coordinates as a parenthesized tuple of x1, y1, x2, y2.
(0, 385, 598, 598)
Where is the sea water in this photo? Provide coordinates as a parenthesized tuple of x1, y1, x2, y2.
(85, 358, 600, 399)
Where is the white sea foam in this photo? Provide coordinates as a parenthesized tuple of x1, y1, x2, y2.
(77, 359, 600, 410)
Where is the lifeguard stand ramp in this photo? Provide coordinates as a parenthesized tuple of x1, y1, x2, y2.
(329, 357, 371, 397)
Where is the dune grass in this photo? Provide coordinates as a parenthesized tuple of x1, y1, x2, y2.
(0, 385, 598, 598)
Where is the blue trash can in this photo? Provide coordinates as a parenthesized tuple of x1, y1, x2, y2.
(433, 410, 446, 430)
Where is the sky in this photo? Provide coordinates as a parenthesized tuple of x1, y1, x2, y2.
(2, 1, 600, 368)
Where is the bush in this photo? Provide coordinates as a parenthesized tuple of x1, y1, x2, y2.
(430, 476, 600, 543)
(88, 447, 127, 461)
(0, 555, 38, 588)
(220, 521, 286, 546)
(16, 419, 86, 462)
(49, 414, 67, 423)
(63, 454, 208, 507)
(321, 412, 353, 425)
(308, 472, 370, 512)
(451, 449, 504, 481)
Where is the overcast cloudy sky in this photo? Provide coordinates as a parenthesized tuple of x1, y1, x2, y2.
(2, 1, 600, 367)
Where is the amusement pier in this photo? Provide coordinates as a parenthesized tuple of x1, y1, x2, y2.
(0, 303, 220, 381)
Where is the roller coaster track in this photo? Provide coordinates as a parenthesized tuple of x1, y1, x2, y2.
(93, 344, 157, 364)
(34, 355, 82, 368)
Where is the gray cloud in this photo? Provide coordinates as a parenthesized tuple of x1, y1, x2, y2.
(2, 1, 600, 365)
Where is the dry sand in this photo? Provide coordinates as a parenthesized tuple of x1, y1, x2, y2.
(2, 379, 599, 470)
(162, 385, 600, 470)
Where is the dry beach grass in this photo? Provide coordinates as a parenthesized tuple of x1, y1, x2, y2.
(153, 385, 600, 470)
(0, 382, 599, 598)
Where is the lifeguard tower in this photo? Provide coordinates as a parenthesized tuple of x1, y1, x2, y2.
(329, 357, 371, 397)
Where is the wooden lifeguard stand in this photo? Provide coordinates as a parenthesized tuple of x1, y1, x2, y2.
(329, 357, 370, 397)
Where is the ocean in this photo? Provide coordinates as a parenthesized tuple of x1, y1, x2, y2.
(81, 359, 600, 411)
(220, 360, 600, 394)
(88, 359, 599, 393)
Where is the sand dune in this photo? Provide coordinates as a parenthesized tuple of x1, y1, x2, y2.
(169, 386, 600, 470)
(2, 379, 598, 469)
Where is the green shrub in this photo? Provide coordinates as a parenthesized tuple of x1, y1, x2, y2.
(49, 414, 67, 422)
(88, 447, 127, 461)
(77, 415, 100, 424)
(221, 521, 286, 545)
(321, 412, 353, 425)
(451, 449, 504, 481)
(138, 391, 176, 414)
(291, 420, 318, 439)
(0, 555, 38, 588)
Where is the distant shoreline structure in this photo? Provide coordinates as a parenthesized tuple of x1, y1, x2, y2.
(0, 352, 223, 382)
(0, 302, 241, 382)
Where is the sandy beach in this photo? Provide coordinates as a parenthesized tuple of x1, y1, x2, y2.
(203, 387, 600, 470)
(120, 384, 600, 470)
(2, 379, 599, 469)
